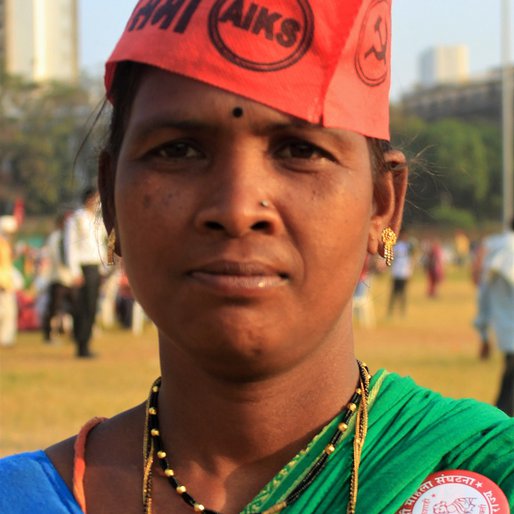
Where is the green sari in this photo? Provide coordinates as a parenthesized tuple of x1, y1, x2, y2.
(243, 370, 514, 513)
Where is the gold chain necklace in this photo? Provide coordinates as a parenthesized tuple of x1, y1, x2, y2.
(142, 361, 371, 514)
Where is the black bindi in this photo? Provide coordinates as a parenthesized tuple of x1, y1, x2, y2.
(232, 106, 244, 118)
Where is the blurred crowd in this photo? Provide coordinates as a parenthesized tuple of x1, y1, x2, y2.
(0, 188, 146, 356)
(352, 227, 463, 326)
(352, 222, 514, 416)
(352, 226, 504, 323)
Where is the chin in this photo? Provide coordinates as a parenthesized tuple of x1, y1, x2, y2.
(161, 319, 305, 382)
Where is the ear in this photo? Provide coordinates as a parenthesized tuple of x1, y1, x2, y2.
(98, 150, 121, 256)
(367, 149, 408, 257)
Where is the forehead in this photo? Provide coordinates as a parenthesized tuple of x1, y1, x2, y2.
(133, 68, 289, 120)
(125, 67, 365, 148)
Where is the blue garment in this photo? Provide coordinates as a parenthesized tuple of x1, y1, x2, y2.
(486, 274, 514, 353)
(474, 232, 514, 353)
(0, 450, 82, 514)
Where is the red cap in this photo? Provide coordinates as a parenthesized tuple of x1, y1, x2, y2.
(105, 0, 392, 140)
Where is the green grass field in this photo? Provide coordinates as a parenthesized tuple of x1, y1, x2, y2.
(0, 268, 503, 456)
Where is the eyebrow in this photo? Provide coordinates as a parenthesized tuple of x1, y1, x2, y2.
(128, 114, 351, 147)
(132, 106, 314, 128)
(129, 118, 213, 139)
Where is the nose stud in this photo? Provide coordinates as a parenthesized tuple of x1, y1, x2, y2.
(259, 200, 270, 208)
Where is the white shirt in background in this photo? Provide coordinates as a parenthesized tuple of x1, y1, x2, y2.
(65, 208, 107, 281)
(391, 240, 413, 280)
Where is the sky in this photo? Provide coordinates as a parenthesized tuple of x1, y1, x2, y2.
(79, 0, 514, 101)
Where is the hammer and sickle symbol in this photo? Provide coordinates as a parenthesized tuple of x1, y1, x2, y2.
(364, 16, 387, 63)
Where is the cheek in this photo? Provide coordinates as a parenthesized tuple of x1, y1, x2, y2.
(311, 176, 373, 253)
(114, 170, 185, 282)
(115, 168, 182, 234)
(297, 175, 374, 299)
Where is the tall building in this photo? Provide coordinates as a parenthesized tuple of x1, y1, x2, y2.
(419, 45, 469, 88)
(0, 0, 79, 84)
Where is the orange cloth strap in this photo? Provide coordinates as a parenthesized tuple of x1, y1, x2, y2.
(72, 417, 107, 513)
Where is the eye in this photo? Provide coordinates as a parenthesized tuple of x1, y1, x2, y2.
(275, 140, 335, 162)
(150, 141, 203, 160)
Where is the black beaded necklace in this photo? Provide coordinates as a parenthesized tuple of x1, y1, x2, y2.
(142, 361, 371, 514)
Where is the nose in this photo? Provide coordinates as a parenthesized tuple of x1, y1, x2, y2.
(193, 152, 282, 238)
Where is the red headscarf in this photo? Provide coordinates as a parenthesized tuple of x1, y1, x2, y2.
(106, 0, 392, 140)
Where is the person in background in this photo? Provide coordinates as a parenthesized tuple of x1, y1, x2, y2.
(96, 259, 120, 329)
(387, 229, 413, 317)
(474, 218, 514, 416)
(65, 187, 106, 358)
(352, 254, 375, 327)
(0, 218, 17, 347)
(424, 236, 444, 297)
(42, 212, 73, 343)
(116, 266, 135, 329)
(453, 228, 470, 267)
(471, 235, 486, 287)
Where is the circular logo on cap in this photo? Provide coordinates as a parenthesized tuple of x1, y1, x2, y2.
(208, 0, 314, 72)
(398, 470, 510, 514)
(355, 0, 390, 87)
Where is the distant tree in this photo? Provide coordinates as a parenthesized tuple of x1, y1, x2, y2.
(472, 121, 503, 220)
(390, 110, 498, 226)
(424, 119, 488, 207)
(0, 75, 103, 216)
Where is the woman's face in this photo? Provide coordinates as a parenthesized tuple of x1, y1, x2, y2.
(109, 68, 401, 378)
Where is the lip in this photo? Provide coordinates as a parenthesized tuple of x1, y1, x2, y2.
(187, 260, 289, 296)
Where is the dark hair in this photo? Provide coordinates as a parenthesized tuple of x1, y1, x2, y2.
(105, 61, 398, 177)
(105, 62, 149, 160)
(367, 137, 396, 175)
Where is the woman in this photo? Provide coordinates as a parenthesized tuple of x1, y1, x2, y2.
(1, 1, 513, 513)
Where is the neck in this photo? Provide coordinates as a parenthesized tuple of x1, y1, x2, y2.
(156, 331, 358, 474)
(149, 320, 359, 513)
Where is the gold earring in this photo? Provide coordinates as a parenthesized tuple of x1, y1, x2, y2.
(381, 227, 397, 267)
(107, 229, 116, 266)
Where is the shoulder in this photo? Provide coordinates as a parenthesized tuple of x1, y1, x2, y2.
(376, 370, 512, 426)
(7, 408, 145, 514)
(370, 371, 514, 496)
(45, 410, 140, 489)
(50, 407, 145, 514)
(0, 450, 46, 476)
(45, 435, 76, 492)
(370, 370, 514, 457)
(0, 450, 82, 513)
